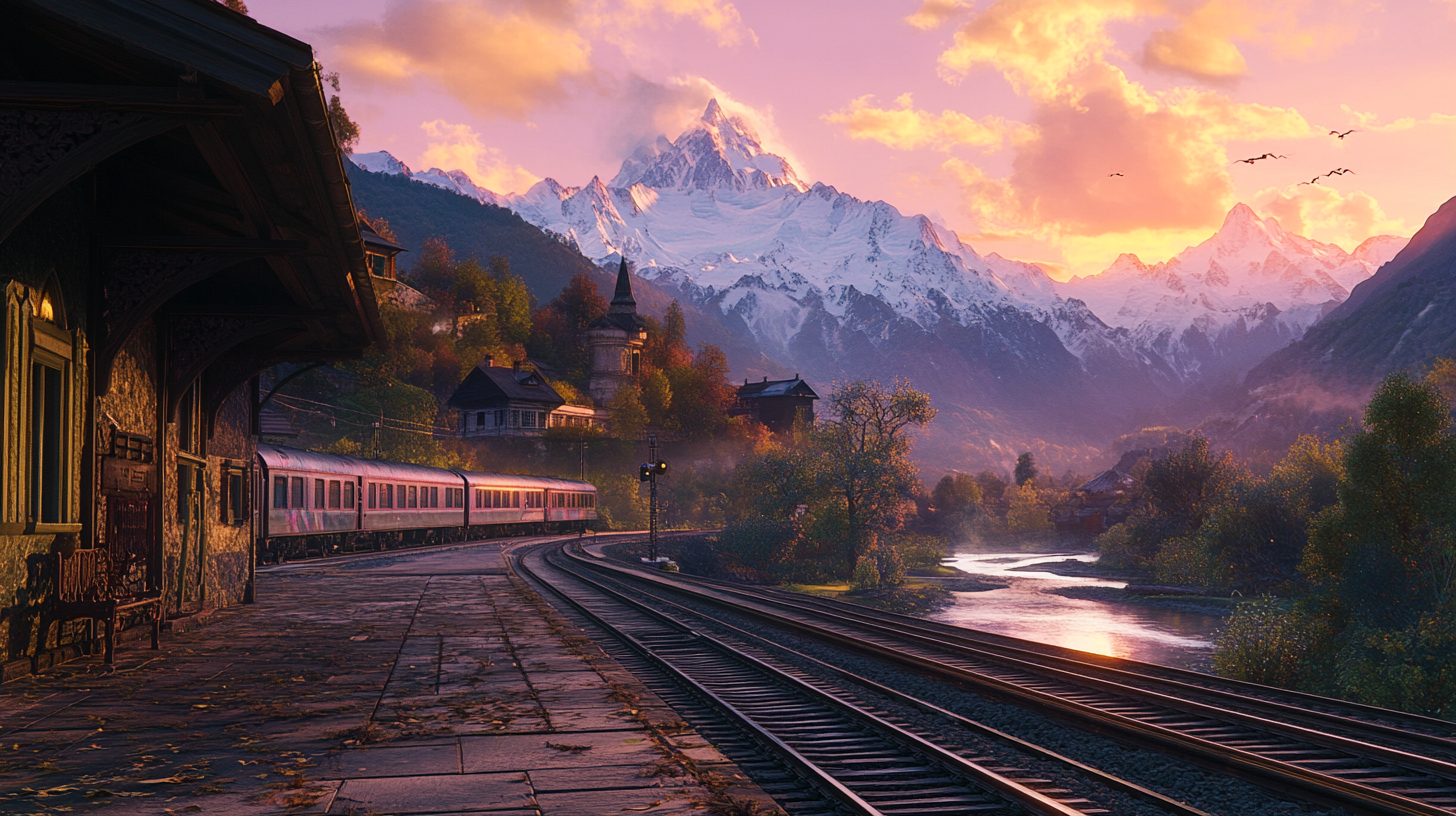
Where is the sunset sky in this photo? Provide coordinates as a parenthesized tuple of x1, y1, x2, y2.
(250, 0, 1456, 278)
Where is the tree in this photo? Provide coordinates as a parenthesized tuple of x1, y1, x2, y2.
(322, 71, 359, 153)
(411, 237, 455, 296)
(1014, 452, 1037, 486)
(1099, 436, 1236, 569)
(642, 370, 673, 427)
(1428, 358, 1456, 409)
(608, 384, 647, 442)
(1005, 483, 1053, 533)
(818, 379, 936, 564)
(489, 255, 533, 346)
(1303, 373, 1456, 630)
(932, 473, 981, 516)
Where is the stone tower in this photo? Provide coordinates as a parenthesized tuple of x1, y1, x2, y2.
(584, 257, 647, 405)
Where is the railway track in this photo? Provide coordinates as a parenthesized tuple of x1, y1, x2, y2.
(513, 541, 1151, 816)
(561, 542, 1456, 816)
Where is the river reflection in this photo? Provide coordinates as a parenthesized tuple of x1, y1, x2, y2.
(932, 551, 1224, 672)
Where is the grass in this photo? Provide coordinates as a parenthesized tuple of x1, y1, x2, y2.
(780, 583, 850, 597)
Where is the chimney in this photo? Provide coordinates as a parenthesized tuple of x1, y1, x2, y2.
(512, 360, 521, 373)
(483, 354, 493, 367)
(762, 376, 768, 382)
(794, 373, 799, 379)
(743, 378, 748, 385)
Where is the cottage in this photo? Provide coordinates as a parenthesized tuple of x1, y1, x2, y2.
(449, 358, 606, 437)
(734, 375, 819, 434)
(0, 0, 380, 677)
(1064, 469, 1136, 535)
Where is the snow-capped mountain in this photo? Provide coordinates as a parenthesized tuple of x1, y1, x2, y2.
(1058, 205, 1405, 382)
(347, 100, 1407, 472)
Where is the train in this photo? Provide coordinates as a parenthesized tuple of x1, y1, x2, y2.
(256, 444, 597, 562)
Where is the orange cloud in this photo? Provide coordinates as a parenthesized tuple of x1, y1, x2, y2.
(905, 0, 976, 30)
(332, 1, 592, 119)
(419, 120, 541, 194)
(880, 0, 1327, 272)
(1142, 1, 1359, 82)
(1252, 184, 1406, 250)
(330, 0, 754, 118)
(1339, 104, 1456, 133)
(824, 94, 1028, 152)
(598, 0, 756, 47)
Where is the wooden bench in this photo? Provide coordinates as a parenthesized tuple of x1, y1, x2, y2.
(52, 549, 161, 666)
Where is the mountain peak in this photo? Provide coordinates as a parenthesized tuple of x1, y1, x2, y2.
(702, 98, 725, 124)
(609, 100, 806, 193)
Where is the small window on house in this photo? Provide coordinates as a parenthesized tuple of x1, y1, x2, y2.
(510, 409, 520, 427)
(522, 411, 536, 428)
(291, 477, 304, 508)
(329, 480, 342, 509)
(225, 467, 246, 524)
(476, 411, 485, 427)
(344, 481, 355, 509)
(495, 409, 505, 427)
(274, 476, 288, 509)
(177, 380, 201, 455)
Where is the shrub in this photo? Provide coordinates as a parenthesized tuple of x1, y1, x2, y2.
(851, 557, 881, 591)
(1213, 598, 1331, 688)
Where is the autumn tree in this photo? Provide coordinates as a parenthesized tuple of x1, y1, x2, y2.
(322, 70, 359, 152)
(818, 379, 936, 565)
(932, 473, 982, 516)
(608, 384, 647, 442)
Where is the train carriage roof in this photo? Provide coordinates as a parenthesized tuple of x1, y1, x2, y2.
(257, 445, 595, 492)
(456, 471, 595, 492)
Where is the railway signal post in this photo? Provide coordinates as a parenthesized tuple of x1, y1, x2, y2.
(639, 434, 667, 562)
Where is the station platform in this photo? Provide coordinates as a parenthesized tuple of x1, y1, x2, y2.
(0, 537, 775, 815)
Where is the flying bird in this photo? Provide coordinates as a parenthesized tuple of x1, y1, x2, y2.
(1324, 168, 1355, 177)
(1330, 129, 1357, 139)
(1298, 176, 1321, 186)
(1234, 153, 1288, 165)
(1108, 172, 1124, 177)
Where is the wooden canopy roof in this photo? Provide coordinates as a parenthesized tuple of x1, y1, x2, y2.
(1, 0, 383, 427)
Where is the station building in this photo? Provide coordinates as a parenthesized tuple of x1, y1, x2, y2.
(0, 0, 381, 678)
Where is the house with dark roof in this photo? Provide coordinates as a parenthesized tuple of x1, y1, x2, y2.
(361, 220, 406, 280)
(448, 357, 607, 437)
(734, 375, 819, 433)
(1059, 469, 1137, 535)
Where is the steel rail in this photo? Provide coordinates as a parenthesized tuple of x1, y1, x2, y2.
(710, 578, 1456, 751)
(559, 545, 1212, 816)
(516, 543, 1093, 816)
(569, 547, 1456, 816)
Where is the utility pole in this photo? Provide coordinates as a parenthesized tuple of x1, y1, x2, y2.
(579, 437, 587, 482)
(639, 434, 667, 563)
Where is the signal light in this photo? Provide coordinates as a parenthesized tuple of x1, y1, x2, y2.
(654, 461, 667, 475)
(639, 464, 652, 482)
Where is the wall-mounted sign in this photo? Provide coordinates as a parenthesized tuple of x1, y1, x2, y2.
(103, 457, 156, 493)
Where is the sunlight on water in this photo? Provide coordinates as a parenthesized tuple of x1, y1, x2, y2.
(933, 551, 1223, 671)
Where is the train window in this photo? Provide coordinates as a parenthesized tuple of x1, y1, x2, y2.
(329, 480, 342, 509)
(344, 481, 355, 509)
(445, 488, 454, 509)
(291, 477, 304, 508)
(473, 488, 480, 508)
(382, 484, 393, 509)
(513, 491, 519, 508)
(430, 486, 439, 507)
(408, 485, 418, 508)
(368, 482, 377, 509)
(274, 476, 288, 509)
(588, 494, 594, 508)
(314, 479, 325, 509)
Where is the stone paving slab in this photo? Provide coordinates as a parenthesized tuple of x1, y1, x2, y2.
(0, 538, 782, 815)
(330, 771, 533, 814)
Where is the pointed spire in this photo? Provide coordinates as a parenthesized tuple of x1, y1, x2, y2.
(609, 255, 637, 314)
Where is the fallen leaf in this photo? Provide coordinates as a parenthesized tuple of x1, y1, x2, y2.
(349, 635, 368, 641)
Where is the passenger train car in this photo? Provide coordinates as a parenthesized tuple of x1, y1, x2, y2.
(256, 445, 597, 562)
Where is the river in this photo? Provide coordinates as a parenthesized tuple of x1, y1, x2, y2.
(932, 551, 1225, 672)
